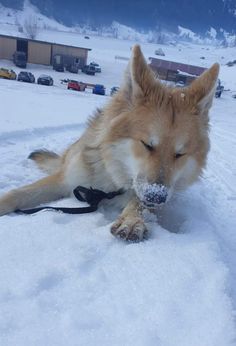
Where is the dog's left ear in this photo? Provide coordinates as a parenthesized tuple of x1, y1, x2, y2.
(187, 63, 220, 112)
(123, 45, 162, 100)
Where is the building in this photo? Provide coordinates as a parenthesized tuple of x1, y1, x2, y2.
(0, 33, 91, 68)
(149, 57, 206, 85)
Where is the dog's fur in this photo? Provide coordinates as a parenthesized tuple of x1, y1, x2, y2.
(0, 45, 219, 241)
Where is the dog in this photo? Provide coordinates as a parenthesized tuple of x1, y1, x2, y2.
(0, 45, 219, 241)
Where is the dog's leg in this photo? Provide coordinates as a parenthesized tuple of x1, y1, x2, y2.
(0, 173, 69, 216)
(111, 197, 148, 242)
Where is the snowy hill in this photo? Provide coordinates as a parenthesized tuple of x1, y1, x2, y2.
(0, 1, 236, 47)
(1, 0, 236, 33)
(0, 0, 69, 32)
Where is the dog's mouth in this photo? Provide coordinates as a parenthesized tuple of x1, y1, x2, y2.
(141, 201, 161, 209)
(140, 199, 165, 209)
(134, 181, 169, 208)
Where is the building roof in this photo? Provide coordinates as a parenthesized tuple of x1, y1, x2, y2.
(0, 33, 92, 51)
(149, 57, 206, 76)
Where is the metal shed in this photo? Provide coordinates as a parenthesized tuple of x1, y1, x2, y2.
(149, 57, 206, 85)
(0, 34, 91, 67)
(0, 35, 16, 59)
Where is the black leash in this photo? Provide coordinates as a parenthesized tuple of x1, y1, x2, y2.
(16, 186, 124, 215)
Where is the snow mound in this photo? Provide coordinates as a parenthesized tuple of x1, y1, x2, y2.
(0, 0, 69, 35)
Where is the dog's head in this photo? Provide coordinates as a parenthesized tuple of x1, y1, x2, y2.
(104, 45, 219, 208)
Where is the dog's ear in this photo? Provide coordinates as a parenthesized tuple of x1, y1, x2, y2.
(122, 45, 162, 100)
(187, 63, 220, 112)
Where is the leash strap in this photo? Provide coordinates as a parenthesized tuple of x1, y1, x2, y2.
(16, 186, 123, 215)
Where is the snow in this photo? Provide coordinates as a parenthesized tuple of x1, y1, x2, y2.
(178, 26, 198, 40)
(0, 1, 69, 33)
(207, 27, 217, 40)
(0, 14, 236, 346)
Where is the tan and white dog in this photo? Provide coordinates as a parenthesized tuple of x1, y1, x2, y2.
(0, 45, 219, 241)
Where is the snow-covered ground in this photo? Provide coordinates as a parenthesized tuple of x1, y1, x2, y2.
(0, 26, 236, 346)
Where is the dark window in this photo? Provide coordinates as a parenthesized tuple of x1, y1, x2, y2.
(167, 70, 177, 82)
(176, 75, 187, 84)
(17, 39, 28, 58)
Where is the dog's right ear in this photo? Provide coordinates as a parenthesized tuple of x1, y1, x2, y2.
(122, 45, 162, 101)
(187, 63, 220, 112)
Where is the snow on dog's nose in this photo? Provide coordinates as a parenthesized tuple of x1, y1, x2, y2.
(134, 182, 168, 208)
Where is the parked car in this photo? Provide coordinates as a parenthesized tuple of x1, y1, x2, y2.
(53, 54, 64, 72)
(82, 65, 96, 75)
(89, 62, 101, 73)
(84, 36, 90, 39)
(175, 81, 185, 88)
(226, 61, 235, 67)
(0, 68, 17, 80)
(37, 74, 53, 86)
(66, 63, 79, 74)
(110, 86, 120, 96)
(67, 80, 86, 91)
(13, 51, 27, 68)
(17, 71, 35, 83)
(215, 79, 224, 98)
(155, 48, 165, 56)
(93, 84, 105, 95)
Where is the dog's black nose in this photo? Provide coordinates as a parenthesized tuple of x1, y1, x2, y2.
(143, 184, 168, 205)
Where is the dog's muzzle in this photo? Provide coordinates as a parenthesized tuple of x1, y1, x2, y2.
(134, 182, 168, 208)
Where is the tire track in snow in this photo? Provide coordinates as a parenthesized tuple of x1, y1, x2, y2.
(0, 123, 85, 144)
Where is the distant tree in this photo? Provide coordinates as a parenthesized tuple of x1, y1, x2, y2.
(113, 27, 118, 39)
(24, 15, 39, 39)
(221, 37, 229, 48)
(151, 24, 168, 44)
(97, 24, 104, 37)
(15, 15, 24, 33)
(111, 22, 119, 39)
(232, 36, 236, 47)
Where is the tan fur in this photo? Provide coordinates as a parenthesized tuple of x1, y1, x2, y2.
(0, 45, 219, 241)
(28, 150, 62, 174)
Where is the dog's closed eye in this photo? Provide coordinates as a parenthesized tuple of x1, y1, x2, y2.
(175, 153, 186, 159)
(141, 140, 154, 152)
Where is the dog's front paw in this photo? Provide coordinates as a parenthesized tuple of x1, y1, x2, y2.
(111, 216, 148, 242)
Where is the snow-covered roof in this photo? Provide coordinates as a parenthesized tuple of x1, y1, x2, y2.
(177, 70, 198, 77)
(0, 33, 92, 51)
(149, 57, 206, 76)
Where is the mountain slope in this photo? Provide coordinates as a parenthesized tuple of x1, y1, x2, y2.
(0, 0, 236, 33)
